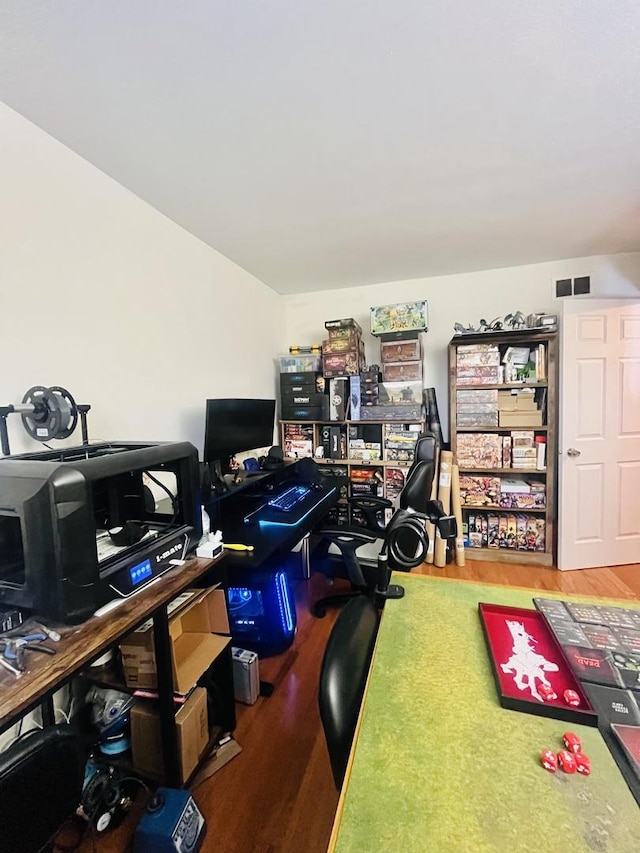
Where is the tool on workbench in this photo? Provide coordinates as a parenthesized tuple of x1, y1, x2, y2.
(0, 632, 55, 671)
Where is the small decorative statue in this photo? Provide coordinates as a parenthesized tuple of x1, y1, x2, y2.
(505, 311, 526, 330)
(454, 311, 528, 335)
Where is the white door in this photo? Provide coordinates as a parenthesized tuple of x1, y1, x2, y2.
(558, 299, 640, 570)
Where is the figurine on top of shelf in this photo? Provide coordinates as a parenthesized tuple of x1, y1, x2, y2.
(504, 311, 526, 330)
(454, 311, 530, 336)
(478, 317, 503, 332)
(453, 322, 476, 335)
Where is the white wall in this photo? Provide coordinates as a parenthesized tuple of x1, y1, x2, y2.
(0, 104, 282, 456)
(282, 253, 640, 438)
(2, 103, 638, 454)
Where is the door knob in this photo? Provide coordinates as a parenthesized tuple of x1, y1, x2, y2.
(567, 447, 581, 457)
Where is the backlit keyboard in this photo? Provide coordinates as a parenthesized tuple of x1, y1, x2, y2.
(267, 485, 312, 511)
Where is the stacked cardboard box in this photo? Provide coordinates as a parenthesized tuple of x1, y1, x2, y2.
(382, 424, 421, 463)
(456, 433, 503, 469)
(458, 475, 501, 506)
(360, 379, 424, 421)
(498, 388, 542, 428)
(349, 466, 384, 497)
(498, 479, 546, 509)
(456, 388, 499, 428)
(380, 338, 423, 383)
(510, 431, 537, 470)
(283, 423, 314, 459)
(322, 318, 366, 377)
(456, 344, 501, 386)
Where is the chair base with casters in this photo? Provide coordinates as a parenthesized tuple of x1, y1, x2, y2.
(310, 432, 457, 616)
(311, 502, 456, 616)
(318, 595, 380, 790)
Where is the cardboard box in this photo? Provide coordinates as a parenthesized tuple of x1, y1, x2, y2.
(279, 355, 322, 373)
(120, 587, 230, 694)
(497, 389, 537, 411)
(323, 333, 361, 353)
(456, 433, 503, 469)
(329, 378, 349, 421)
(457, 349, 500, 368)
(232, 647, 260, 705)
(499, 410, 543, 428)
(131, 686, 209, 783)
(370, 301, 428, 337)
(382, 362, 423, 382)
(380, 339, 422, 363)
(325, 317, 363, 336)
(322, 349, 365, 378)
(349, 376, 361, 421)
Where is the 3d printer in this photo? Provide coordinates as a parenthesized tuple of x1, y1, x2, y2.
(0, 441, 202, 624)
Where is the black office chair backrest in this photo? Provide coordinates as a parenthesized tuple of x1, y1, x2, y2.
(0, 725, 86, 853)
(399, 433, 437, 514)
(318, 596, 379, 789)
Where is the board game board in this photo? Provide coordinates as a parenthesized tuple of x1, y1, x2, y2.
(533, 597, 640, 804)
(479, 602, 596, 725)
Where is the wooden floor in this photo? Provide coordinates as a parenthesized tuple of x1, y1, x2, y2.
(67, 559, 640, 853)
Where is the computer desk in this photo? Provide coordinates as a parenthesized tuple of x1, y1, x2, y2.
(329, 574, 640, 853)
(206, 461, 339, 574)
(0, 553, 228, 788)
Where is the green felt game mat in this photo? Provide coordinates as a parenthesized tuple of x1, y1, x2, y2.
(332, 575, 640, 853)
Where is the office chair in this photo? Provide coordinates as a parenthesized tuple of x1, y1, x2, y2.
(311, 434, 456, 616)
(0, 724, 87, 853)
(318, 595, 379, 790)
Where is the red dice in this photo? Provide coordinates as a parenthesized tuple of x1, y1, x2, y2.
(539, 684, 557, 702)
(563, 689, 581, 707)
(541, 749, 558, 773)
(562, 732, 582, 754)
(574, 753, 591, 776)
(557, 750, 577, 773)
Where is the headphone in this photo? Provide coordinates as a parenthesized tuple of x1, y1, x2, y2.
(80, 763, 135, 833)
(262, 446, 284, 471)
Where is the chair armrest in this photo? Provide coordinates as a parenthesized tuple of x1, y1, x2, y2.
(314, 525, 380, 545)
(347, 496, 392, 510)
(313, 526, 380, 587)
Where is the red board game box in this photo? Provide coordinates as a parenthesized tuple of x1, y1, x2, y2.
(479, 603, 597, 726)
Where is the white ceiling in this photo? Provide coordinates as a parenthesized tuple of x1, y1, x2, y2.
(1, 1, 639, 295)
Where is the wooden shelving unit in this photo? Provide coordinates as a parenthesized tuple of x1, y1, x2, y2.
(280, 417, 425, 506)
(449, 328, 558, 567)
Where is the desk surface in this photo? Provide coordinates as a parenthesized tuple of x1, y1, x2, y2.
(214, 478, 338, 571)
(0, 555, 224, 727)
(330, 575, 640, 853)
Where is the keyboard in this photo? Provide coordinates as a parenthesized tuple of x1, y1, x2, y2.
(267, 485, 312, 512)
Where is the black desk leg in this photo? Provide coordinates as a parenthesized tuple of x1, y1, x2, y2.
(41, 694, 55, 727)
(152, 606, 181, 787)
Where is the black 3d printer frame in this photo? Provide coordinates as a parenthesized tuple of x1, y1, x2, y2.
(0, 441, 202, 624)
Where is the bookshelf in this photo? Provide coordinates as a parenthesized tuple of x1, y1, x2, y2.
(280, 417, 425, 524)
(448, 328, 558, 566)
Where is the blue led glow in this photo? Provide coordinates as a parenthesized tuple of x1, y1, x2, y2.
(258, 486, 337, 528)
(275, 570, 295, 634)
(129, 558, 152, 586)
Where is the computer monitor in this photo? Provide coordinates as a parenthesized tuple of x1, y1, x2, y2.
(203, 398, 276, 476)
